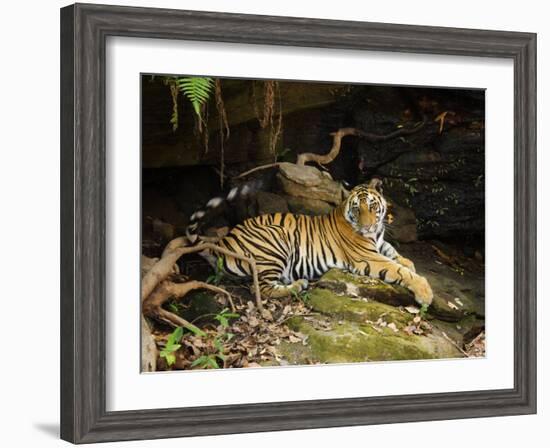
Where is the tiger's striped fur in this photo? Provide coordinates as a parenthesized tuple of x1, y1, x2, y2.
(189, 178, 433, 305)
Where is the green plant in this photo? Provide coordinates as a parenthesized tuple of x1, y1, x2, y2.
(191, 335, 230, 370)
(191, 354, 221, 369)
(185, 323, 207, 338)
(404, 182, 419, 196)
(291, 289, 311, 305)
(176, 76, 214, 117)
(275, 146, 292, 162)
(206, 257, 225, 285)
(167, 299, 184, 315)
(159, 326, 184, 367)
(419, 303, 430, 319)
(164, 76, 214, 131)
(214, 308, 239, 328)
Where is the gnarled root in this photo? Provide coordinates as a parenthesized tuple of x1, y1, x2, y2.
(143, 280, 235, 333)
(142, 238, 264, 322)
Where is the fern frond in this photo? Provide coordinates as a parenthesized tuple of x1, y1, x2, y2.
(176, 77, 214, 117)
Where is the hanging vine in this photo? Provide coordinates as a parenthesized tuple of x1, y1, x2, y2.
(253, 80, 284, 159)
(270, 81, 283, 158)
(214, 79, 230, 188)
(164, 76, 214, 133)
(163, 76, 230, 187)
(165, 78, 180, 132)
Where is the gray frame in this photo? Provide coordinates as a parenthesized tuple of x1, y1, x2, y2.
(60, 3, 536, 444)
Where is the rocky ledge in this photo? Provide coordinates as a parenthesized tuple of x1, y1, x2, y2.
(276, 241, 485, 364)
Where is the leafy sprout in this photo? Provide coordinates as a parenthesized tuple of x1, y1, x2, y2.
(419, 303, 430, 319)
(206, 257, 225, 285)
(159, 326, 183, 367)
(214, 308, 239, 329)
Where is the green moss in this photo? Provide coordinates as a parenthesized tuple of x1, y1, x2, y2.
(320, 269, 364, 284)
(307, 288, 411, 328)
(280, 317, 461, 364)
(318, 268, 415, 307)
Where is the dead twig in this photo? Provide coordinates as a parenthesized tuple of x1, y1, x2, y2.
(441, 331, 469, 357)
(235, 162, 282, 179)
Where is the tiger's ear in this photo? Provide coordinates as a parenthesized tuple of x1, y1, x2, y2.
(368, 178, 383, 193)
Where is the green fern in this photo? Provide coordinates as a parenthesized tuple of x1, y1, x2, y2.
(176, 77, 213, 117)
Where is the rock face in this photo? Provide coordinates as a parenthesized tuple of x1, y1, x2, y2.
(255, 191, 289, 215)
(284, 195, 334, 216)
(386, 198, 417, 243)
(352, 89, 485, 241)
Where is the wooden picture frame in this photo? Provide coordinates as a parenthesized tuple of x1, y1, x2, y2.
(60, 3, 536, 443)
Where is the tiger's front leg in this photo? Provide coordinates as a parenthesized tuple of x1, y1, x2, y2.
(255, 264, 309, 299)
(359, 255, 433, 306)
(379, 241, 416, 273)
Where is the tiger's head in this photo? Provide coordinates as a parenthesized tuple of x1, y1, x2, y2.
(343, 178, 388, 236)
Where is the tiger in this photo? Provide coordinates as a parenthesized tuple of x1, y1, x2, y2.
(186, 178, 433, 306)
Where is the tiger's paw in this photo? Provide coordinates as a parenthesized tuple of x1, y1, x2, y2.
(410, 275, 433, 306)
(396, 255, 416, 273)
(292, 279, 309, 293)
(287, 279, 309, 296)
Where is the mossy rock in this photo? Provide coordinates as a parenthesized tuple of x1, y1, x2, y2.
(317, 268, 415, 307)
(316, 268, 483, 322)
(281, 317, 463, 364)
(306, 288, 411, 328)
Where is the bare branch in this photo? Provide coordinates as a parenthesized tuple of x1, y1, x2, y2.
(296, 122, 425, 166)
(235, 121, 425, 178)
(234, 162, 282, 179)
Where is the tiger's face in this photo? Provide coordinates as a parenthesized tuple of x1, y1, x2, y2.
(343, 179, 387, 236)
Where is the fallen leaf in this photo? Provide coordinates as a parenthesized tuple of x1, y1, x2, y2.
(346, 283, 360, 297)
(405, 306, 420, 314)
(247, 362, 262, 368)
(434, 111, 449, 134)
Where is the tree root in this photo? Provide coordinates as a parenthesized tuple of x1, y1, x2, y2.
(143, 280, 235, 333)
(142, 237, 265, 335)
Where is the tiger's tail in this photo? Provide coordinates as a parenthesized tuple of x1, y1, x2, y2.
(185, 179, 263, 243)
